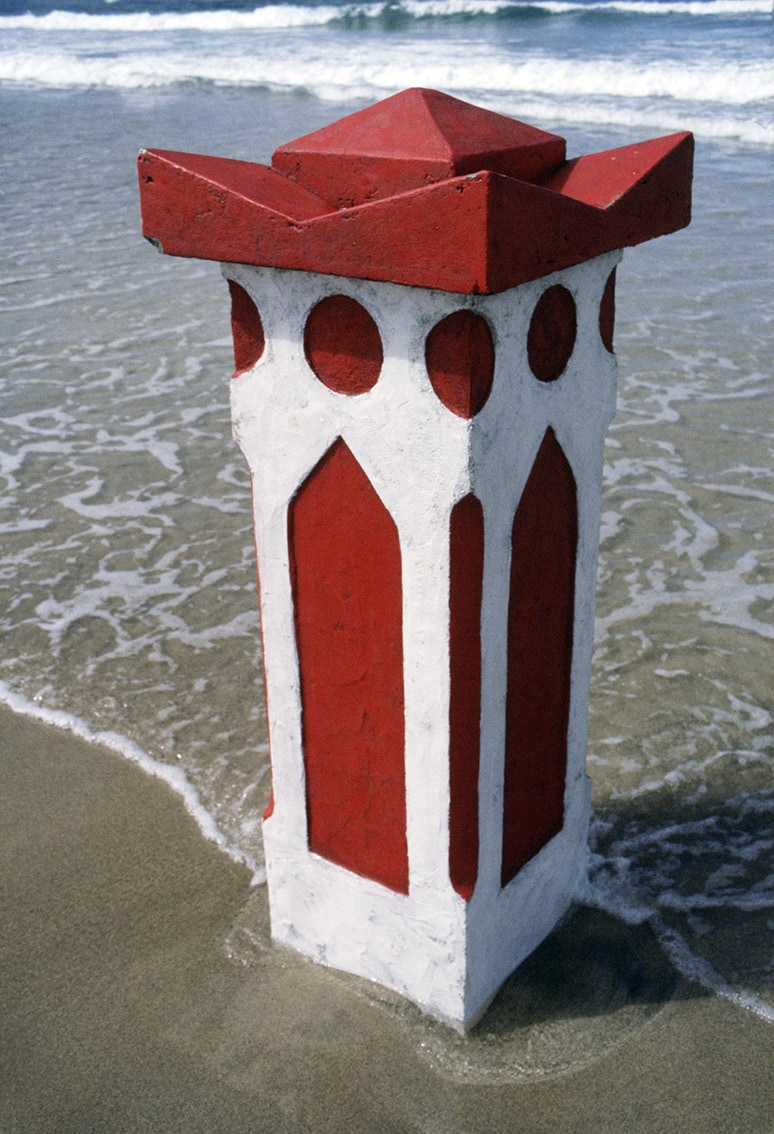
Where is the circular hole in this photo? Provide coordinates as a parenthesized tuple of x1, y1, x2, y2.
(304, 295, 383, 395)
(527, 285, 577, 383)
(425, 310, 495, 419)
(228, 280, 265, 376)
(599, 269, 616, 354)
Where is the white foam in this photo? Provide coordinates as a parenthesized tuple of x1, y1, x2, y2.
(534, 0, 772, 13)
(596, 440, 774, 641)
(0, 7, 343, 32)
(84, 49, 774, 108)
(583, 810, 774, 1022)
(0, 679, 266, 885)
(59, 477, 182, 522)
(1, 0, 769, 32)
(1, 43, 769, 145)
(1, 4, 771, 148)
(697, 481, 774, 504)
(648, 914, 774, 1022)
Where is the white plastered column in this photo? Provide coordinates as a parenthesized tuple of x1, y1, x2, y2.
(225, 248, 620, 1029)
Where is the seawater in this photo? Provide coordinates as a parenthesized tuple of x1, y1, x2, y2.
(0, 0, 772, 1024)
(1, 0, 772, 145)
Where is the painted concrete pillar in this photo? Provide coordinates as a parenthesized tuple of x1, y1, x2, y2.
(138, 89, 693, 1030)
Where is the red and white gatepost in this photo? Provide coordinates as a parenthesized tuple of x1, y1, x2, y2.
(138, 89, 693, 1031)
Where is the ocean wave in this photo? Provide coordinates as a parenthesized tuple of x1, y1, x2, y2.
(0, 6, 342, 32)
(1, 39, 771, 144)
(1, 0, 770, 32)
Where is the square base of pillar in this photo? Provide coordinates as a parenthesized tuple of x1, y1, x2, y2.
(263, 777, 590, 1032)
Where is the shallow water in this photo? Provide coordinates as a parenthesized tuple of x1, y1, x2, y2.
(0, 80, 771, 1021)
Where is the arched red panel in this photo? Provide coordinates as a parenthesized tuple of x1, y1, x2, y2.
(448, 493, 484, 901)
(599, 268, 616, 353)
(228, 280, 265, 376)
(501, 428, 577, 887)
(527, 285, 576, 383)
(288, 439, 408, 894)
(304, 294, 383, 395)
(426, 310, 495, 419)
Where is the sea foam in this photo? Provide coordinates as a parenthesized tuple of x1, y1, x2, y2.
(0, 43, 770, 145)
(1, 0, 770, 31)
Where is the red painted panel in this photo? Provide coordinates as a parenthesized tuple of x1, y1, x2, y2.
(448, 494, 484, 900)
(527, 285, 577, 383)
(426, 311, 495, 419)
(228, 280, 265, 376)
(304, 295, 383, 395)
(599, 268, 616, 354)
(288, 439, 408, 894)
(542, 131, 694, 215)
(502, 428, 577, 887)
(138, 149, 334, 222)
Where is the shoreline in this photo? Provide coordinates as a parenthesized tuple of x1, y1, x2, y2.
(0, 681, 265, 885)
(2, 702, 772, 1132)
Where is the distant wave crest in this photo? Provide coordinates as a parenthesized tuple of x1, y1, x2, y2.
(1, 0, 771, 145)
(1, 0, 771, 32)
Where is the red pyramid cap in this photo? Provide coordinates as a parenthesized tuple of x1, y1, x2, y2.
(272, 88, 566, 207)
(138, 89, 693, 294)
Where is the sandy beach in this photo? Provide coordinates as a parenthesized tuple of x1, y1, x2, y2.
(1, 703, 771, 1133)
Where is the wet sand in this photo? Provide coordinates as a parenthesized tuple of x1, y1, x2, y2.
(1, 703, 771, 1133)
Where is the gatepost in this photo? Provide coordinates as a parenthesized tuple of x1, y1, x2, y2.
(138, 88, 692, 1030)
